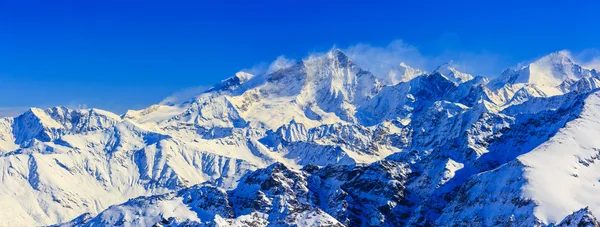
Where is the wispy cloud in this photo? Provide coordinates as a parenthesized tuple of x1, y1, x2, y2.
(585, 58, 600, 71)
(267, 56, 296, 74)
(160, 85, 211, 105)
(158, 55, 297, 105)
(343, 40, 429, 78)
(64, 101, 89, 110)
(563, 49, 600, 71)
(343, 40, 507, 78)
(241, 55, 296, 75)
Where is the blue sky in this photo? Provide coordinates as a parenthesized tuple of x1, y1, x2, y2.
(1, 0, 599, 115)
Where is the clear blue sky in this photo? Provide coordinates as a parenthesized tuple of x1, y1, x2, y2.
(1, 0, 599, 114)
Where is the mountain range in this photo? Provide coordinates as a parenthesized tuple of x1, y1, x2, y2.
(1, 49, 600, 226)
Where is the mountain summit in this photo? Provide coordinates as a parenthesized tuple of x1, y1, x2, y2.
(492, 51, 598, 88)
(383, 62, 427, 85)
(432, 62, 474, 84)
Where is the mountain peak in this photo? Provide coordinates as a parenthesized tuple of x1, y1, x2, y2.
(23, 108, 63, 128)
(556, 207, 600, 227)
(530, 50, 575, 68)
(523, 50, 592, 87)
(433, 62, 474, 84)
(492, 50, 596, 88)
(327, 47, 345, 55)
(435, 62, 453, 69)
(234, 71, 255, 82)
(326, 48, 350, 64)
(541, 49, 570, 59)
(384, 62, 426, 85)
(205, 71, 256, 93)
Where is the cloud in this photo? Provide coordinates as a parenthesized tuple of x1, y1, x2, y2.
(158, 55, 297, 106)
(563, 49, 600, 71)
(343, 40, 507, 78)
(240, 62, 269, 76)
(267, 56, 296, 74)
(586, 58, 600, 71)
(160, 85, 210, 105)
(64, 101, 89, 110)
(343, 40, 430, 79)
(241, 55, 296, 75)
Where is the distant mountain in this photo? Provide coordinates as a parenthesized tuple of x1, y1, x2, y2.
(0, 48, 599, 226)
(383, 62, 427, 85)
(433, 62, 474, 84)
(491, 51, 599, 93)
(503, 51, 596, 86)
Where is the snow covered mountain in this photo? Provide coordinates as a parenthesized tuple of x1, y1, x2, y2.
(489, 51, 600, 101)
(492, 51, 597, 88)
(1, 48, 600, 226)
(383, 62, 427, 85)
(432, 62, 474, 84)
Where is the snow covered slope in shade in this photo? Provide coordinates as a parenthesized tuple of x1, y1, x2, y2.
(555, 207, 600, 227)
(260, 120, 398, 165)
(377, 89, 592, 225)
(60, 163, 345, 227)
(518, 91, 600, 223)
(59, 160, 418, 227)
(356, 72, 457, 126)
(437, 90, 600, 226)
(436, 159, 543, 226)
(304, 161, 414, 226)
(559, 75, 600, 94)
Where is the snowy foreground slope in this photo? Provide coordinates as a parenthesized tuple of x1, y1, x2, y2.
(1, 49, 600, 226)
